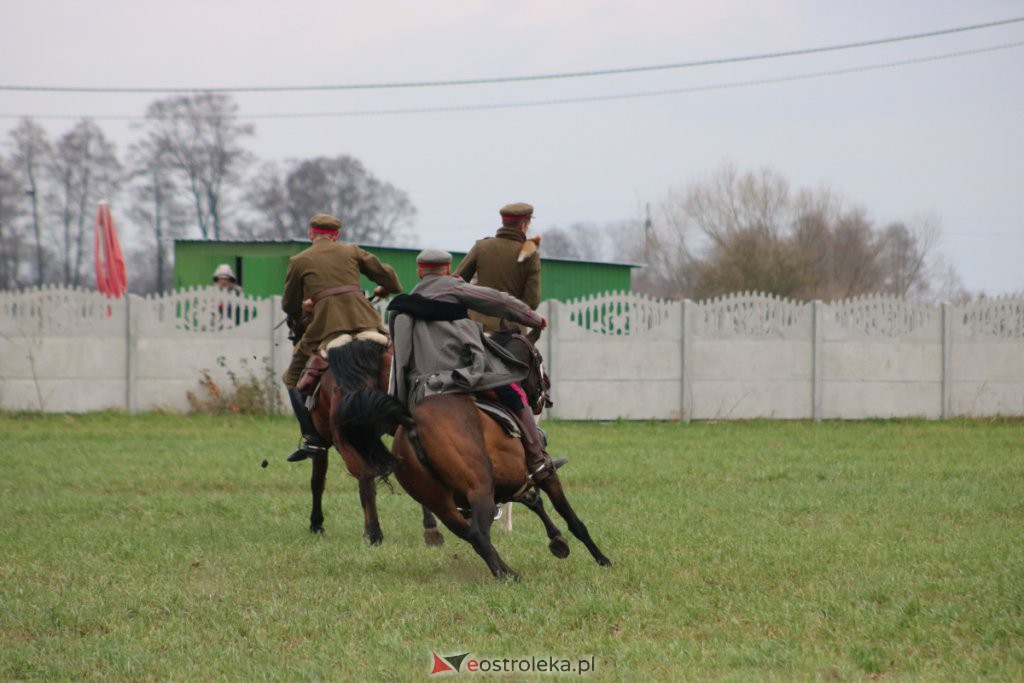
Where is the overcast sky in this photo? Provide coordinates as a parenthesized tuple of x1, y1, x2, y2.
(2, 0, 1022, 295)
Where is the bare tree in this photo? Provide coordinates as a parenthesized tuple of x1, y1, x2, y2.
(669, 165, 797, 299)
(126, 136, 190, 294)
(244, 161, 290, 237)
(245, 155, 416, 245)
(791, 206, 884, 300)
(0, 153, 26, 289)
(542, 223, 609, 261)
(641, 163, 952, 301)
(139, 93, 254, 240)
(625, 202, 697, 300)
(48, 120, 122, 286)
(7, 119, 51, 285)
(683, 163, 791, 249)
(877, 217, 941, 299)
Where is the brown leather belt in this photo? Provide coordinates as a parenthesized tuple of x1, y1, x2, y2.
(311, 284, 362, 304)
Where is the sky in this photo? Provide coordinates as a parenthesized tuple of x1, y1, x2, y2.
(1, 0, 1022, 295)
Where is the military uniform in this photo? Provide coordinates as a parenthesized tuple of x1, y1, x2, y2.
(281, 224, 401, 388)
(455, 202, 540, 332)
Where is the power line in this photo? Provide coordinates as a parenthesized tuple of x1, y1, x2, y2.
(1, 16, 1022, 94)
(1, 41, 1019, 121)
(946, 232, 1024, 238)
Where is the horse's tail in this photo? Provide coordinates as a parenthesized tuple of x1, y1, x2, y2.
(327, 340, 411, 478)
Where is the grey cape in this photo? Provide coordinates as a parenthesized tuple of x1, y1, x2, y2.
(389, 274, 544, 407)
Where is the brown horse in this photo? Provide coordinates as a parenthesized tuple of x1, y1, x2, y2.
(302, 341, 444, 548)
(332, 339, 611, 580)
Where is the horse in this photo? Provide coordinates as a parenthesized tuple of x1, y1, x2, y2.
(300, 339, 445, 548)
(331, 339, 612, 580)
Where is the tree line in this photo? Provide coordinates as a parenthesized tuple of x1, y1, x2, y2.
(2, 95, 963, 302)
(543, 164, 964, 303)
(0, 93, 416, 293)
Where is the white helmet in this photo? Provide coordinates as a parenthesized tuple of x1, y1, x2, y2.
(212, 263, 237, 282)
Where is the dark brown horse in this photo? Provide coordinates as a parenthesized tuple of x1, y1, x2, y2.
(302, 341, 444, 548)
(332, 339, 611, 580)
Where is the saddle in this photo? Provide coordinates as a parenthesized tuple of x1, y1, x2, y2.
(296, 355, 329, 396)
(489, 330, 553, 415)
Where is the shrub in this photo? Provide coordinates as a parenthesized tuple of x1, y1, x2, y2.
(187, 355, 279, 415)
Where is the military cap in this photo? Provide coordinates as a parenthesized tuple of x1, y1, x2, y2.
(308, 213, 342, 231)
(416, 248, 453, 266)
(499, 202, 534, 218)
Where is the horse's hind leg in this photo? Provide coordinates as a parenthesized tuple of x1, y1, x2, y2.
(419, 491, 517, 580)
(428, 504, 514, 578)
(422, 506, 445, 546)
(539, 478, 612, 567)
(465, 491, 519, 580)
(358, 477, 384, 545)
(309, 450, 329, 534)
(518, 491, 570, 559)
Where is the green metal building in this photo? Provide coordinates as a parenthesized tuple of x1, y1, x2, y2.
(173, 240, 638, 301)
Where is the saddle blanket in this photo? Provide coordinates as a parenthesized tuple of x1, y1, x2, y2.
(474, 399, 521, 439)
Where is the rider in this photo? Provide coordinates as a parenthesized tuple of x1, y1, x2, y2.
(455, 202, 541, 333)
(389, 248, 564, 482)
(281, 213, 402, 463)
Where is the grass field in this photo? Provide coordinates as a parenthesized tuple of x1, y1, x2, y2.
(1, 414, 1022, 681)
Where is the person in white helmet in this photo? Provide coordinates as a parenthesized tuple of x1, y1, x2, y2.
(212, 263, 243, 294)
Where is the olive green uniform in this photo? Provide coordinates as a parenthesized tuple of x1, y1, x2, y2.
(455, 227, 540, 332)
(281, 239, 401, 387)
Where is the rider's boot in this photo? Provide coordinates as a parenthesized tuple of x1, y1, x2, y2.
(511, 405, 566, 482)
(286, 388, 329, 463)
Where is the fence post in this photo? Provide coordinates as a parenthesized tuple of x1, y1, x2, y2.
(546, 300, 559, 421)
(270, 295, 288, 414)
(269, 296, 279, 413)
(941, 302, 951, 419)
(812, 299, 823, 422)
(680, 299, 691, 423)
(125, 294, 138, 414)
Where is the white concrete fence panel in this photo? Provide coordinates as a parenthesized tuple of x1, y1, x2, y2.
(1, 286, 1021, 419)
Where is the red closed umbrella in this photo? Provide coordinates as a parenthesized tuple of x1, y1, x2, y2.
(94, 201, 127, 297)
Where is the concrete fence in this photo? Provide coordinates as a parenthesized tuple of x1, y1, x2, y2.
(1, 286, 1021, 419)
(0, 286, 293, 413)
(543, 291, 1023, 420)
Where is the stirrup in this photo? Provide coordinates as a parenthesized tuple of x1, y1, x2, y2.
(529, 456, 568, 481)
(512, 457, 568, 499)
(286, 436, 329, 463)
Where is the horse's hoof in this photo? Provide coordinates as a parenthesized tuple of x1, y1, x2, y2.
(365, 532, 384, 546)
(310, 526, 325, 535)
(424, 528, 445, 547)
(497, 570, 521, 582)
(597, 556, 612, 567)
(548, 536, 570, 559)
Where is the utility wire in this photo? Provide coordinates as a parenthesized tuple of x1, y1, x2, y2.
(1, 41, 1019, 121)
(1, 16, 1021, 93)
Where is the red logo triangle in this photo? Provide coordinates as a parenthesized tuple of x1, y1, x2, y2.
(431, 651, 455, 675)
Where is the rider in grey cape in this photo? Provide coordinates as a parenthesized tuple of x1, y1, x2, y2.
(388, 248, 563, 482)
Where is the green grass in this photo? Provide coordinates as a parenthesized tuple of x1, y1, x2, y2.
(1, 414, 1022, 681)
